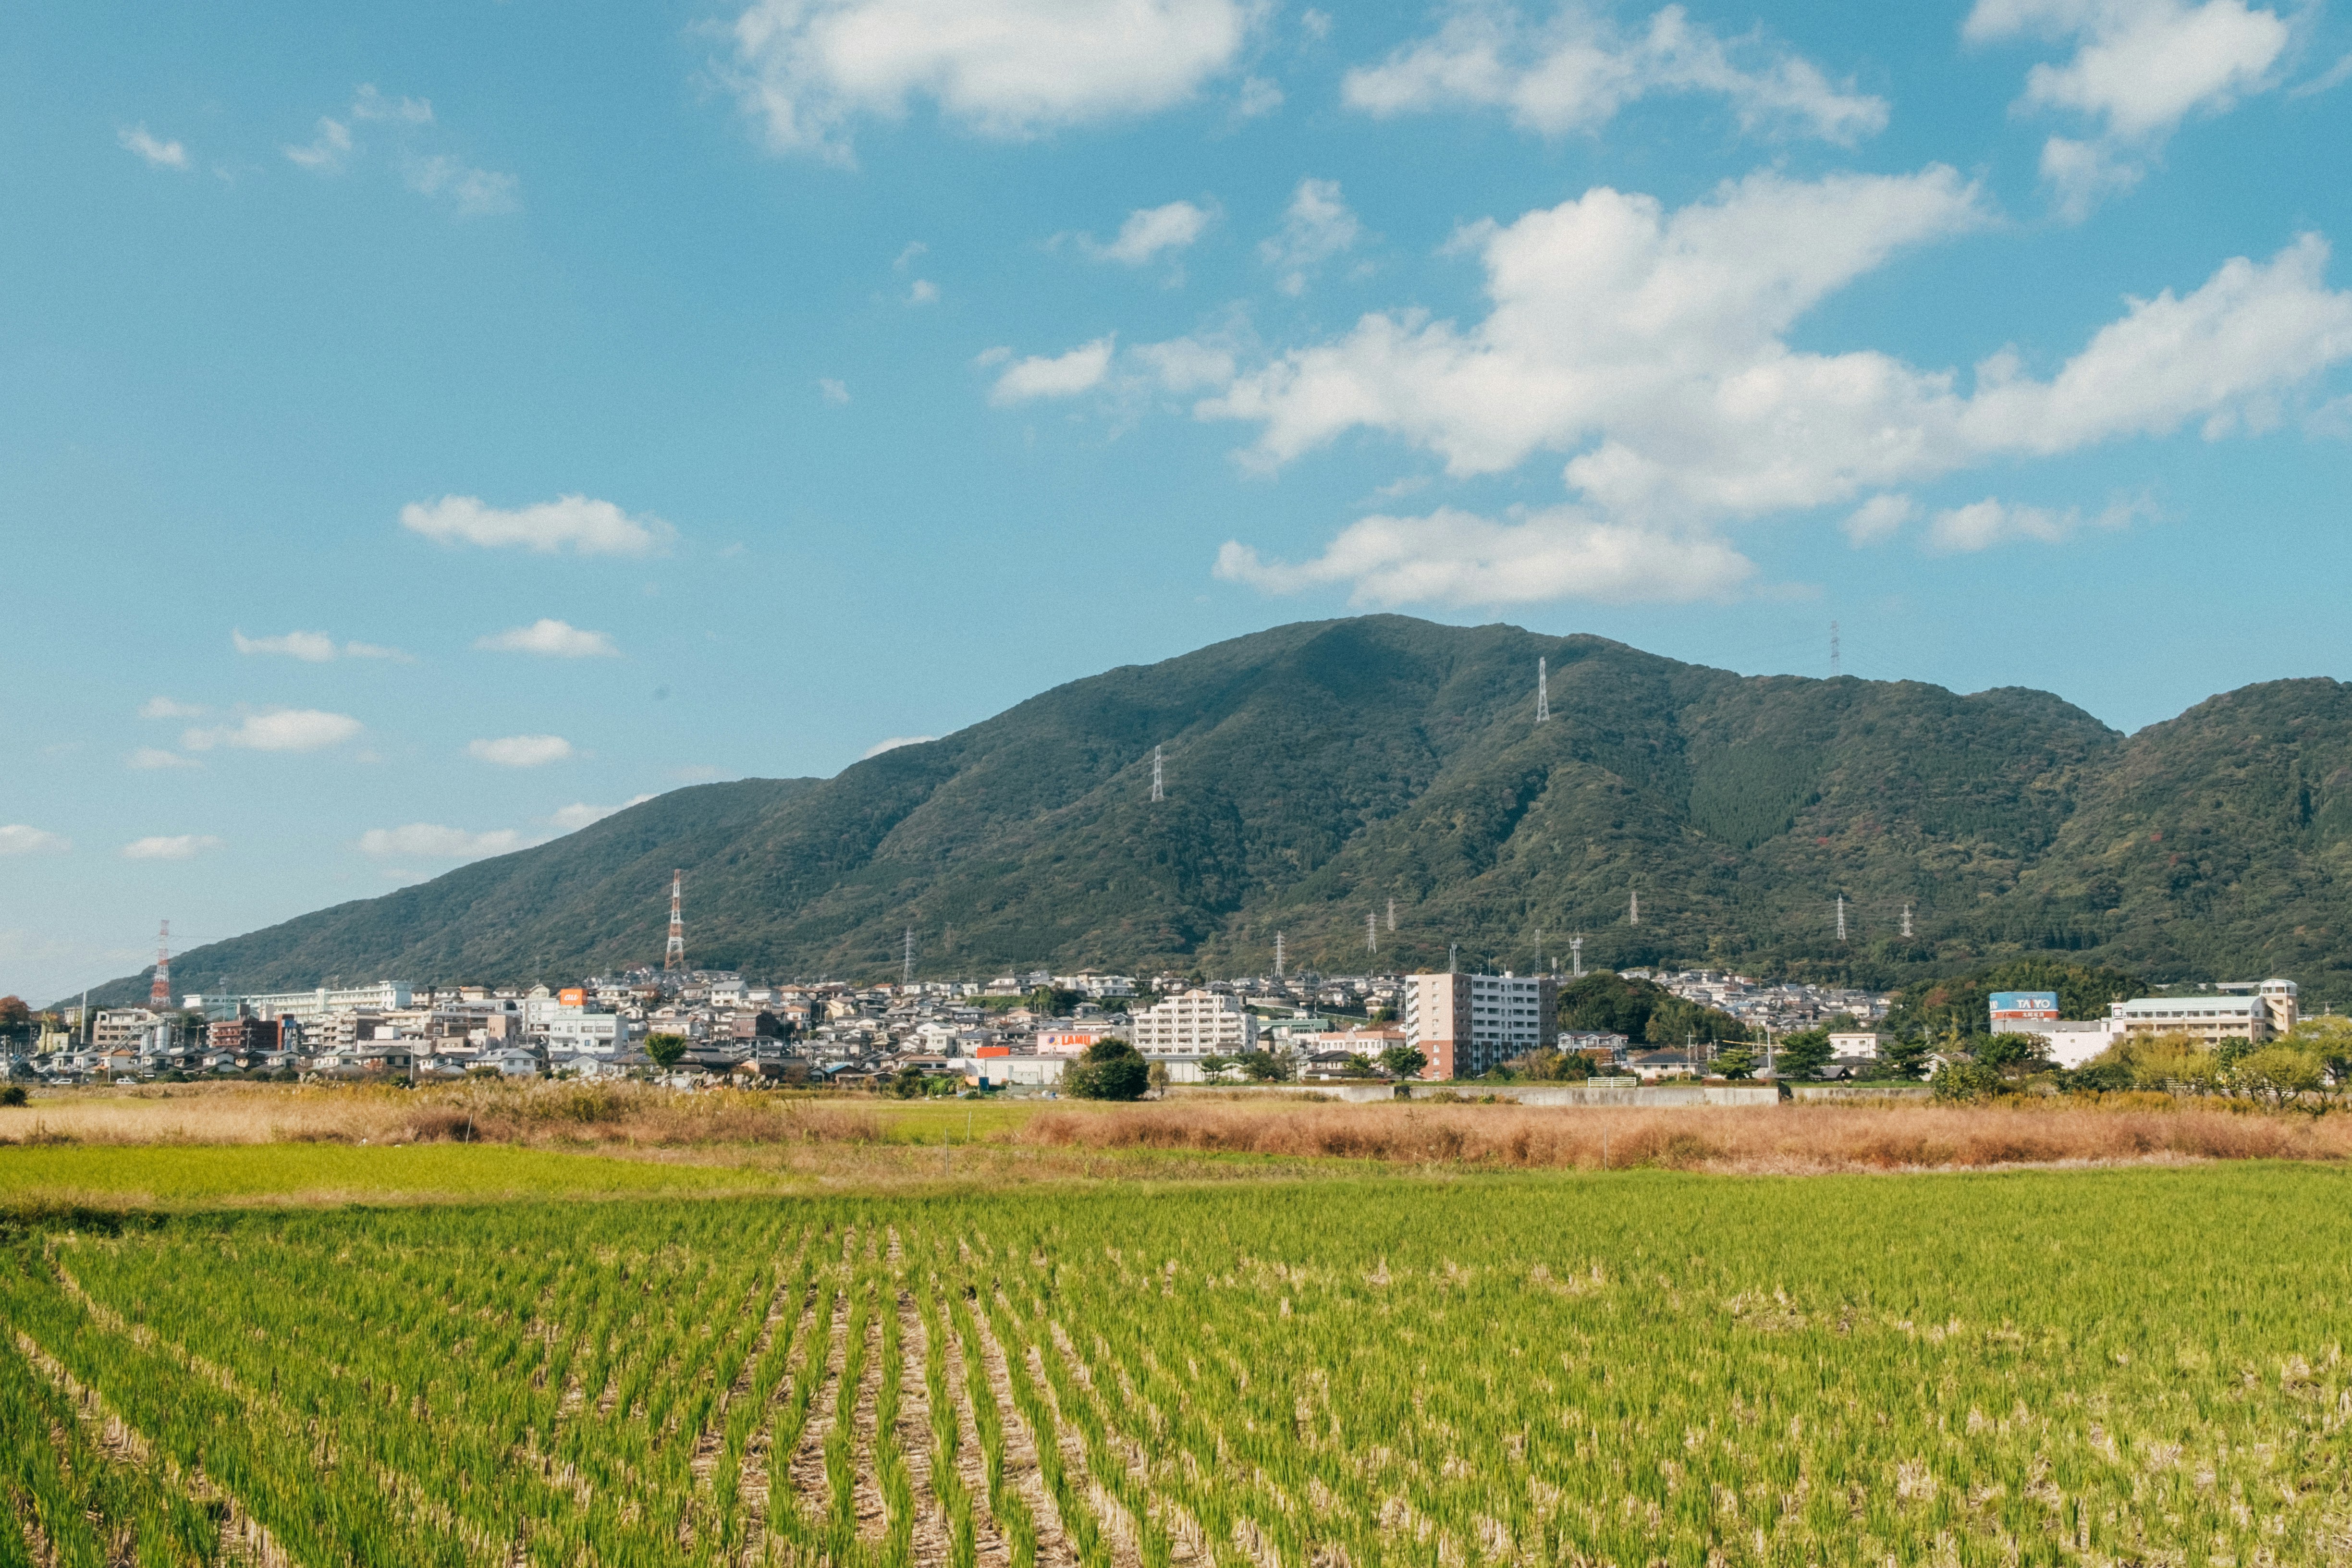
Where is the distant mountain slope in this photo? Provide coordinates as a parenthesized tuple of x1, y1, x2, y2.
(81, 617, 2352, 1004)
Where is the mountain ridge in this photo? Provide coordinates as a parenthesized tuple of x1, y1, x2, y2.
(77, 615, 2352, 1006)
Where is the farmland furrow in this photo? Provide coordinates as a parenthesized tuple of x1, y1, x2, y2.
(738, 1278, 825, 1562)
(940, 1303, 1012, 1568)
(12, 1328, 290, 1568)
(967, 1291, 1079, 1568)
(853, 1300, 890, 1544)
(896, 1287, 953, 1568)
(785, 1274, 854, 1525)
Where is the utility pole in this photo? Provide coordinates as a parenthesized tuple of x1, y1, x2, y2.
(1150, 745, 1164, 804)
(1536, 657, 1550, 724)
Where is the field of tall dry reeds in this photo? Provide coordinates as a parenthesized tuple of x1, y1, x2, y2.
(1016, 1096, 2352, 1172)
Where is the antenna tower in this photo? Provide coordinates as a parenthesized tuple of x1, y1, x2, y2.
(663, 870, 686, 972)
(1830, 621, 1841, 678)
(1150, 745, 1164, 803)
(149, 920, 172, 1008)
(1569, 934, 1585, 978)
(1536, 657, 1550, 724)
(1835, 894, 1848, 943)
(1901, 902, 1913, 939)
(1274, 932, 1285, 977)
(1448, 942, 1459, 973)
(903, 926, 915, 986)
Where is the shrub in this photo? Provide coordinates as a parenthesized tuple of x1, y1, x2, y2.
(1062, 1038, 1149, 1101)
(0, 1085, 26, 1107)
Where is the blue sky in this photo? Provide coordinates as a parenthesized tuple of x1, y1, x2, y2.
(5, 0, 2351, 1001)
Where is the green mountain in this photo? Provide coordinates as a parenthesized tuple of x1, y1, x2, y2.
(81, 616, 2352, 1005)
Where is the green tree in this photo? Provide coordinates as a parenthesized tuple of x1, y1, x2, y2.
(1772, 1029, 1834, 1081)
(2232, 1045, 2324, 1107)
(1976, 1032, 2053, 1080)
(1711, 1043, 1758, 1080)
(1931, 1058, 2005, 1102)
(1025, 985, 1081, 1017)
(644, 1032, 689, 1068)
(1237, 1051, 1293, 1083)
(1874, 1034, 1934, 1081)
(1377, 1043, 1427, 1080)
(891, 1065, 929, 1099)
(1063, 1037, 1149, 1101)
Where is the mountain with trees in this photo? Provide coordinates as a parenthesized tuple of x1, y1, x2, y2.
(76, 615, 2352, 1006)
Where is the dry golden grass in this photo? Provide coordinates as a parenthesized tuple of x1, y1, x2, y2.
(1015, 1096, 2352, 1172)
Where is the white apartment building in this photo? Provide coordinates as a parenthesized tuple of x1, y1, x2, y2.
(544, 1014, 640, 1055)
(1405, 971, 1559, 1079)
(92, 1009, 171, 1053)
(192, 982, 414, 1027)
(1127, 990, 1260, 1056)
(2107, 980, 2297, 1045)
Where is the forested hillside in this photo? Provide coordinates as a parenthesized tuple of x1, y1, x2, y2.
(81, 616, 2352, 1004)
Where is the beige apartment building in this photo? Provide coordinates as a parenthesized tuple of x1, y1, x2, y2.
(2107, 979, 2297, 1045)
(1404, 971, 1559, 1079)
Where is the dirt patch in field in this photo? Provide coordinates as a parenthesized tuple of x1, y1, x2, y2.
(1013, 1099, 2352, 1173)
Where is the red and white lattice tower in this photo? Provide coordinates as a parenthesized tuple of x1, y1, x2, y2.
(149, 920, 173, 1008)
(664, 871, 686, 972)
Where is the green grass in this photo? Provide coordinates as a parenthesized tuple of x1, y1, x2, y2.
(1, 1165, 2348, 1565)
(0, 1142, 784, 1207)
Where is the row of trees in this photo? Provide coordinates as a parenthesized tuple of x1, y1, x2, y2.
(1933, 1017, 2352, 1106)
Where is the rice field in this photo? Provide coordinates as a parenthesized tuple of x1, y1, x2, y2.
(2, 1166, 2348, 1566)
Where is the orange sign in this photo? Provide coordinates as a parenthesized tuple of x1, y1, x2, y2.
(558, 988, 586, 1006)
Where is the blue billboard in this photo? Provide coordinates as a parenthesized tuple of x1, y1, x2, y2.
(1988, 991, 2059, 1023)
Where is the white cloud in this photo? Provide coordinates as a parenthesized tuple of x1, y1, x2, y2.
(139, 697, 207, 720)
(906, 278, 940, 305)
(549, 795, 657, 832)
(1344, 2, 1887, 144)
(1083, 200, 1214, 265)
(1197, 173, 2352, 604)
(895, 240, 929, 270)
(357, 823, 526, 860)
(284, 117, 355, 172)
(1260, 178, 1360, 295)
(232, 629, 337, 662)
(468, 734, 576, 768)
(182, 709, 364, 753)
(0, 825, 69, 856)
(1134, 336, 1238, 393)
(863, 735, 937, 758)
(1235, 75, 1284, 118)
(351, 84, 434, 124)
(404, 155, 520, 216)
(820, 377, 852, 403)
(475, 619, 620, 659)
(117, 124, 189, 170)
(343, 641, 412, 661)
(127, 747, 201, 771)
(987, 336, 1116, 404)
(1843, 493, 1917, 546)
(1966, 0, 2290, 216)
(1214, 506, 1753, 606)
(121, 834, 222, 861)
(1927, 497, 2136, 552)
(724, 0, 1256, 161)
(2291, 52, 2352, 99)
(402, 494, 673, 555)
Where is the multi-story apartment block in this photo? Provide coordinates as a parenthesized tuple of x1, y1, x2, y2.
(1127, 990, 1260, 1056)
(1404, 971, 1559, 1079)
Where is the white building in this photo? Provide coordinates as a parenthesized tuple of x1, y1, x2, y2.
(194, 982, 413, 1027)
(1127, 990, 1260, 1055)
(2105, 980, 2296, 1046)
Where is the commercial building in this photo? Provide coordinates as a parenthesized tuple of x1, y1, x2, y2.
(189, 982, 413, 1027)
(1127, 990, 1260, 1055)
(1988, 991, 2060, 1028)
(2107, 980, 2297, 1045)
(1404, 971, 1559, 1079)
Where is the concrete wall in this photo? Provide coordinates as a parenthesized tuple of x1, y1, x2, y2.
(1788, 1083, 1933, 1103)
(1169, 1082, 1782, 1107)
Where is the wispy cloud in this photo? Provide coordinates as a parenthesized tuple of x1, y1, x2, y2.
(139, 697, 207, 720)
(122, 834, 222, 861)
(182, 709, 363, 753)
(862, 735, 937, 758)
(403, 494, 673, 555)
(468, 734, 575, 768)
(358, 823, 527, 860)
(0, 825, 70, 856)
(117, 124, 190, 170)
(475, 620, 620, 658)
(549, 795, 657, 832)
(127, 747, 202, 771)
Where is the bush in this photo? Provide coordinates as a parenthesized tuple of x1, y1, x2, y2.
(1931, 1059, 2006, 1103)
(0, 1086, 26, 1107)
(1063, 1038, 1150, 1101)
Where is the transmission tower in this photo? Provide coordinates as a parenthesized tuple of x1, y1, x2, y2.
(1830, 620, 1841, 677)
(1366, 910, 1377, 956)
(1569, 934, 1585, 978)
(1901, 902, 1913, 939)
(903, 926, 915, 986)
(1536, 657, 1550, 724)
(1150, 745, 1164, 803)
(1386, 897, 1396, 932)
(1629, 889, 1640, 926)
(149, 920, 172, 1009)
(1274, 932, 1285, 977)
(1836, 894, 1848, 943)
(663, 870, 686, 972)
